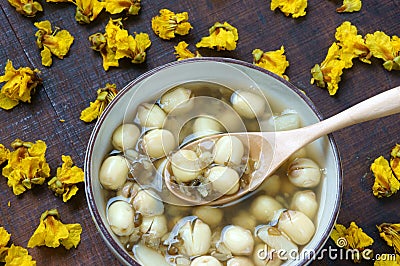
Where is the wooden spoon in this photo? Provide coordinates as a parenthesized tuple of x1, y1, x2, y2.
(163, 86, 400, 206)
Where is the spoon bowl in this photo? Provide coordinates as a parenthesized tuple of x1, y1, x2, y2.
(164, 86, 400, 206)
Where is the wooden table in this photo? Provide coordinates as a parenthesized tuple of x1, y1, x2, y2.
(0, 0, 399, 265)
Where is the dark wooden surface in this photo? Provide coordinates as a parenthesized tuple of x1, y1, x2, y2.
(0, 0, 399, 265)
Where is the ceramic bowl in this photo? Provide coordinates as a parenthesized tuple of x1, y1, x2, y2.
(85, 58, 342, 266)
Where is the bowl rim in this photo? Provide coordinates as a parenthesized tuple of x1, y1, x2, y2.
(84, 57, 343, 266)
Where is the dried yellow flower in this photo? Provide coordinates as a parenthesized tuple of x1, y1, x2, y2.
(0, 227, 36, 265)
(2, 139, 50, 195)
(8, 0, 42, 17)
(105, 0, 140, 15)
(0, 60, 41, 110)
(371, 156, 400, 198)
(151, 9, 192, 40)
(270, 0, 307, 18)
(335, 21, 370, 67)
(311, 43, 346, 95)
(48, 155, 84, 202)
(311, 21, 370, 95)
(390, 144, 400, 178)
(80, 83, 118, 122)
(377, 223, 400, 254)
(196, 22, 239, 51)
(0, 144, 10, 165)
(28, 209, 82, 250)
(331, 222, 374, 262)
(174, 41, 201, 61)
(89, 19, 151, 70)
(34, 20, 74, 67)
(0, 227, 11, 262)
(252, 46, 290, 80)
(365, 31, 400, 71)
(4, 244, 36, 266)
(337, 0, 362, 13)
(46, 0, 104, 24)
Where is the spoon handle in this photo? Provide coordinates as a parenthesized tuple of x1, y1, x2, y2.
(300, 86, 400, 142)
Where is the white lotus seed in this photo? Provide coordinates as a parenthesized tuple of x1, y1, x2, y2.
(274, 112, 301, 131)
(231, 211, 257, 230)
(287, 158, 321, 188)
(140, 215, 168, 238)
(258, 174, 281, 196)
(193, 116, 224, 137)
(277, 210, 315, 245)
(222, 225, 254, 255)
(111, 123, 140, 151)
(250, 195, 283, 222)
(171, 150, 202, 183)
(191, 256, 222, 266)
(231, 90, 266, 119)
(213, 136, 244, 166)
(179, 219, 212, 256)
(107, 200, 135, 236)
(142, 129, 176, 158)
(137, 103, 167, 128)
(99, 155, 129, 190)
(133, 189, 164, 217)
(160, 87, 194, 114)
(290, 190, 318, 219)
(193, 206, 223, 228)
(206, 166, 240, 195)
(133, 243, 170, 266)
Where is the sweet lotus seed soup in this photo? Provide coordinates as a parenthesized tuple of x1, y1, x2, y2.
(99, 81, 326, 266)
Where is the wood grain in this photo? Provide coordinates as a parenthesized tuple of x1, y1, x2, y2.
(0, 0, 399, 265)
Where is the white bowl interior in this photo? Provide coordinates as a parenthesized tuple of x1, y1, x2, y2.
(85, 59, 341, 266)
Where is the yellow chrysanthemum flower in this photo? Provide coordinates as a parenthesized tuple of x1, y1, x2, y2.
(0, 227, 11, 262)
(365, 31, 400, 71)
(105, 0, 140, 15)
(89, 19, 151, 70)
(390, 144, 400, 179)
(2, 139, 50, 195)
(337, 0, 362, 13)
(151, 9, 192, 40)
(48, 155, 84, 202)
(335, 21, 370, 67)
(311, 21, 371, 95)
(377, 223, 400, 254)
(0, 60, 41, 110)
(174, 41, 201, 61)
(371, 156, 400, 198)
(311, 43, 346, 95)
(28, 209, 82, 250)
(196, 22, 239, 51)
(0, 144, 10, 165)
(1, 227, 36, 265)
(4, 245, 36, 266)
(331, 222, 374, 263)
(34, 20, 74, 67)
(8, 0, 42, 17)
(80, 83, 118, 122)
(252, 46, 290, 80)
(46, 0, 104, 24)
(270, 0, 307, 18)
